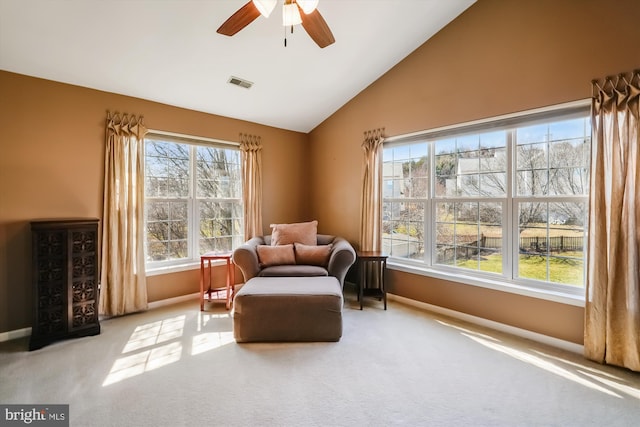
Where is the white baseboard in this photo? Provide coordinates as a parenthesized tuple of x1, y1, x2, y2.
(148, 292, 199, 310)
(2, 292, 583, 354)
(0, 327, 31, 343)
(1, 294, 201, 344)
(388, 293, 584, 355)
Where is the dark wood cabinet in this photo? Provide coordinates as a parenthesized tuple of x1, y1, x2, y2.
(30, 219, 101, 350)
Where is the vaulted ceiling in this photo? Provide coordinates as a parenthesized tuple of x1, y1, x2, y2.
(0, 0, 475, 132)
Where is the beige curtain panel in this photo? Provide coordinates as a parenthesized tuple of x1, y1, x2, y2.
(585, 70, 640, 372)
(359, 128, 385, 252)
(240, 133, 264, 240)
(100, 112, 149, 317)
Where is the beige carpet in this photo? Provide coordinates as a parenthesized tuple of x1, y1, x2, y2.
(1, 291, 639, 427)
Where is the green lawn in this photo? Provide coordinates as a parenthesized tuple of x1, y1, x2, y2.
(455, 254, 502, 273)
(455, 251, 584, 286)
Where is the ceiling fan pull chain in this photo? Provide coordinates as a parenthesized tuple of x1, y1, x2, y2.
(284, 24, 294, 47)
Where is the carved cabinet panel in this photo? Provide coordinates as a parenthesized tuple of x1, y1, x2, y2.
(30, 219, 101, 350)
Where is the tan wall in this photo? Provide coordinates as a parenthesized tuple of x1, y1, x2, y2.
(309, 0, 640, 344)
(0, 71, 309, 334)
(3, 0, 639, 344)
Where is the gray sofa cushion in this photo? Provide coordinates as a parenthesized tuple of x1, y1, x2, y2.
(233, 234, 356, 287)
(259, 265, 328, 277)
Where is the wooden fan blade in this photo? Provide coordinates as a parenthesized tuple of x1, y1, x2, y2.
(217, 1, 261, 36)
(299, 6, 335, 48)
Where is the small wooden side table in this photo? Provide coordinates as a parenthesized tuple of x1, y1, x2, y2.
(200, 252, 235, 311)
(356, 251, 388, 310)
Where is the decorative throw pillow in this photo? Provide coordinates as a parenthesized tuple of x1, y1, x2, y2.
(256, 244, 295, 267)
(294, 243, 332, 267)
(270, 220, 318, 246)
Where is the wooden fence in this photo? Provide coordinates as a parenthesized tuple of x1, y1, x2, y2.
(518, 235, 583, 254)
(437, 234, 583, 262)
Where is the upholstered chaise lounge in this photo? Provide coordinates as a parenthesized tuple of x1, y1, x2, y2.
(232, 233, 356, 287)
(232, 221, 356, 342)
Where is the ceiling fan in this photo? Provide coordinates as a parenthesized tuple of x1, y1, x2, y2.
(217, 0, 335, 48)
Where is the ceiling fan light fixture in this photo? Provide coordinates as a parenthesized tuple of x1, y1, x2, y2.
(252, 0, 277, 18)
(296, 0, 319, 14)
(217, 0, 334, 48)
(282, 3, 302, 26)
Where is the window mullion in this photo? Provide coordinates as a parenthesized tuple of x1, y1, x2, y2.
(190, 145, 198, 260)
(506, 129, 514, 280)
(426, 141, 434, 265)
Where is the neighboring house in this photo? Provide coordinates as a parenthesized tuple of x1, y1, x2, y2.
(455, 150, 506, 197)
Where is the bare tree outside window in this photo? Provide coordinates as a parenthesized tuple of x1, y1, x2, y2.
(145, 138, 243, 265)
(515, 118, 590, 286)
(382, 112, 590, 289)
(196, 146, 243, 254)
(383, 144, 428, 259)
(145, 141, 189, 261)
(433, 131, 507, 273)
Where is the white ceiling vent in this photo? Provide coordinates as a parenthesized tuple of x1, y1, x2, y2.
(228, 76, 253, 89)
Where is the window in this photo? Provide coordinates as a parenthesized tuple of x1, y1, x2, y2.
(383, 102, 590, 296)
(144, 134, 243, 268)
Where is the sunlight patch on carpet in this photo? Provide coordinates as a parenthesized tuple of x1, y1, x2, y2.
(535, 349, 640, 400)
(463, 333, 621, 398)
(579, 371, 640, 400)
(103, 341, 183, 386)
(191, 332, 234, 356)
(123, 315, 186, 353)
(102, 315, 186, 386)
(435, 319, 501, 342)
(534, 350, 627, 381)
(197, 312, 232, 332)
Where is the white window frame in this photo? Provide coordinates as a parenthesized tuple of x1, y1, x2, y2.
(383, 100, 590, 305)
(144, 130, 242, 275)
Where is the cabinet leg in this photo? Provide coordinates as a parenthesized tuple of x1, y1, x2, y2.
(359, 260, 364, 310)
(199, 260, 205, 311)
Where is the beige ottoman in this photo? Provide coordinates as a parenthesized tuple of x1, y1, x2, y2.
(232, 276, 343, 343)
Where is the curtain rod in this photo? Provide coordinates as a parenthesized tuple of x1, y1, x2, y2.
(147, 128, 240, 147)
(385, 99, 591, 144)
